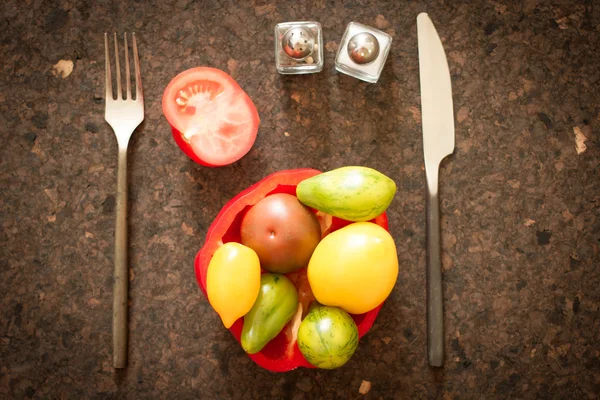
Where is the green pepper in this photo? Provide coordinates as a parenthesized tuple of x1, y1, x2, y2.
(241, 274, 299, 354)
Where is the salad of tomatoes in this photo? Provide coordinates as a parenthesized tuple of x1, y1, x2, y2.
(194, 169, 388, 372)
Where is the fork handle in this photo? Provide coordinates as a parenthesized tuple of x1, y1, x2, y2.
(113, 147, 128, 368)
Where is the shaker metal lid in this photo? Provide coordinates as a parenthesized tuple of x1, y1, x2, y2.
(347, 32, 380, 64)
(282, 27, 314, 59)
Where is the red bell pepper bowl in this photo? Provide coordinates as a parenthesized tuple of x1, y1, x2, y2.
(194, 168, 389, 372)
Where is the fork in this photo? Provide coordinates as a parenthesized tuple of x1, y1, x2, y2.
(104, 32, 144, 368)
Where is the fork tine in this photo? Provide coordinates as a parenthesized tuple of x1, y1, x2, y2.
(124, 33, 131, 100)
(104, 33, 112, 100)
(132, 33, 143, 101)
(114, 33, 122, 99)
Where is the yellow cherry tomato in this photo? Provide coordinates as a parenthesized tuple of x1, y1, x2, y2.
(307, 222, 398, 314)
(207, 242, 261, 328)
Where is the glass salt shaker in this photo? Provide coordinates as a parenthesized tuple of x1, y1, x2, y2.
(335, 22, 392, 83)
(275, 21, 324, 74)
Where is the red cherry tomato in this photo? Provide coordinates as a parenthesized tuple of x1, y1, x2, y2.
(195, 169, 389, 372)
(162, 67, 260, 167)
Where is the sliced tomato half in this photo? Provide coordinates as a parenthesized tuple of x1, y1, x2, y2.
(162, 67, 260, 167)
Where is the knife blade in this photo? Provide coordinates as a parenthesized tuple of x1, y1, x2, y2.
(417, 12, 455, 367)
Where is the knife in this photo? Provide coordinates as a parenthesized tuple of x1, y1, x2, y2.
(417, 12, 455, 367)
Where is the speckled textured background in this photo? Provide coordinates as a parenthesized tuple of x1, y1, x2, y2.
(1, 0, 599, 398)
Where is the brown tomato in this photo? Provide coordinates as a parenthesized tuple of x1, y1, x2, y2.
(240, 193, 321, 273)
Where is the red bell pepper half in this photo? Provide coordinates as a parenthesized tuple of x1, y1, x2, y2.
(194, 168, 389, 372)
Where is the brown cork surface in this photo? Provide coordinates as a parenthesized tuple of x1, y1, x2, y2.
(1, 0, 599, 398)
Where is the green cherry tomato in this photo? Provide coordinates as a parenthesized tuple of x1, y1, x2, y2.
(297, 304, 359, 369)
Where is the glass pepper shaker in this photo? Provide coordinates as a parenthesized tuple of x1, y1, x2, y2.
(335, 22, 392, 83)
(275, 21, 324, 74)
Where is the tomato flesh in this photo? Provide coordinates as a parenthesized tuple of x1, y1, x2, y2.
(162, 67, 259, 167)
(194, 169, 388, 372)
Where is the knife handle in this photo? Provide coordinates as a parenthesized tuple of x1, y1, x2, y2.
(426, 174, 444, 367)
